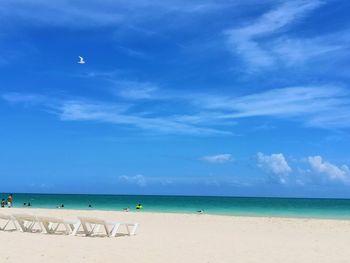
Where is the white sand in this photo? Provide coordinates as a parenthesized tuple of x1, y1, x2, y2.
(1, 208, 350, 263)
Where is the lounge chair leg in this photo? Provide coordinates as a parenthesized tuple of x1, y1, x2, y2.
(12, 220, 18, 230)
(95, 224, 101, 234)
(63, 223, 71, 235)
(42, 222, 51, 234)
(2, 220, 10, 230)
(130, 223, 138, 236)
(110, 223, 121, 237)
(71, 222, 81, 236)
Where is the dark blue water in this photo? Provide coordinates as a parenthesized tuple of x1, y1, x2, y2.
(2, 193, 350, 219)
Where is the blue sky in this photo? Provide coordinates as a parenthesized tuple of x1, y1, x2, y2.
(1, 0, 350, 197)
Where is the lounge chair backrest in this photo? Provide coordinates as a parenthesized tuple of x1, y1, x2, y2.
(77, 216, 138, 237)
(78, 217, 105, 225)
(13, 214, 36, 221)
(0, 213, 12, 220)
(12, 213, 41, 233)
(37, 216, 64, 224)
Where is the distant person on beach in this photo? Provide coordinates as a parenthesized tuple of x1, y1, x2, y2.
(7, 194, 13, 208)
(1, 199, 5, 208)
(123, 207, 130, 212)
(28, 202, 32, 207)
(197, 210, 204, 214)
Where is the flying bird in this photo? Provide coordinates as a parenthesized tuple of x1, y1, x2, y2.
(78, 56, 86, 64)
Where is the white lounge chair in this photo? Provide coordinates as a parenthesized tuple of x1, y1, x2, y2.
(0, 213, 18, 231)
(37, 216, 80, 235)
(77, 216, 139, 237)
(12, 214, 43, 233)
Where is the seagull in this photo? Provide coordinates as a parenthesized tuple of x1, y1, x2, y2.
(78, 56, 86, 64)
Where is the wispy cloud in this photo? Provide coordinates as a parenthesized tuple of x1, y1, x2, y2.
(2, 93, 232, 136)
(3, 83, 350, 134)
(201, 154, 233, 164)
(224, 0, 345, 70)
(114, 81, 158, 100)
(0, 1, 124, 28)
(271, 36, 344, 67)
(0, 0, 232, 29)
(78, 70, 350, 129)
(118, 174, 147, 187)
(59, 100, 231, 136)
(2, 93, 46, 106)
(116, 46, 152, 60)
(257, 152, 292, 184)
(198, 86, 350, 128)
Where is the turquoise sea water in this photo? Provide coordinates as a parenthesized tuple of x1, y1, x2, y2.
(2, 193, 350, 219)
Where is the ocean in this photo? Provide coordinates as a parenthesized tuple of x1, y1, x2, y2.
(2, 193, 350, 219)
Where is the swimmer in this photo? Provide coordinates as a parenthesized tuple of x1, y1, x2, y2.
(135, 204, 143, 210)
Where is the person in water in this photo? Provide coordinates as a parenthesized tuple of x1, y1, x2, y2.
(7, 194, 13, 208)
(135, 204, 143, 210)
(1, 199, 5, 208)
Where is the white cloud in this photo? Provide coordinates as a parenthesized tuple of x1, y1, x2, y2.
(224, 0, 344, 70)
(257, 152, 292, 184)
(118, 174, 147, 187)
(201, 154, 233, 163)
(307, 156, 349, 182)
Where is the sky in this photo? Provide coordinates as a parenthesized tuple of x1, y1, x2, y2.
(1, 0, 350, 197)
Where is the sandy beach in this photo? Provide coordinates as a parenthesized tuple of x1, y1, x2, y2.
(0, 208, 349, 262)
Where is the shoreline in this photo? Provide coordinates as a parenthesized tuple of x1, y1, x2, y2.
(1, 207, 350, 262)
(2, 206, 350, 221)
(2, 207, 350, 222)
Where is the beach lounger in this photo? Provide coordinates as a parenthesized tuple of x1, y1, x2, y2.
(37, 216, 80, 235)
(0, 213, 18, 231)
(12, 214, 43, 233)
(77, 216, 139, 237)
